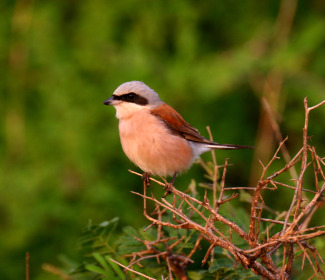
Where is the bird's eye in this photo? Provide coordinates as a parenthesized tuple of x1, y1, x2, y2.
(127, 93, 135, 100)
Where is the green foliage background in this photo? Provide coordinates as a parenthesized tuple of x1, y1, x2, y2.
(1, 0, 325, 279)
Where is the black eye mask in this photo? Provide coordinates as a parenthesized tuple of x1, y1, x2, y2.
(113, 92, 148, 106)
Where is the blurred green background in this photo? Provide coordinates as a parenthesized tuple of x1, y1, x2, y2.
(1, 0, 325, 279)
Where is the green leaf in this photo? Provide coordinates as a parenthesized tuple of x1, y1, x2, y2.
(122, 225, 140, 237)
(187, 271, 204, 280)
(85, 264, 108, 275)
(93, 252, 110, 271)
(208, 258, 234, 273)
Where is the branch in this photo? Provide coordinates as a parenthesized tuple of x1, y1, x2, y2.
(109, 258, 156, 280)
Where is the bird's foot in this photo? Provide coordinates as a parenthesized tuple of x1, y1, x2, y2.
(141, 172, 151, 188)
(162, 172, 178, 197)
(162, 183, 173, 197)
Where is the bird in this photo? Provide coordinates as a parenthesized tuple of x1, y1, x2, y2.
(104, 81, 252, 183)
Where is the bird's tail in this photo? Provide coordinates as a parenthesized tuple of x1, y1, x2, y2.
(206, 143, 254, 150)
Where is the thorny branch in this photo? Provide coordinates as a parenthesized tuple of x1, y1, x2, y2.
(113, 98, 325, 280)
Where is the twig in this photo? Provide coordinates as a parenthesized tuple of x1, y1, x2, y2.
(187, 235, 203, 260)
(215, 158, 228, 211)
(272, 180, 318, 194)
(42, 264, 73, 280)
(249, 138, 288, 244)
(251, 217, 291, 225)
(26, 252, 29, 280)
(109, 258, 156, 280)
(206, 126, 219, 209)
(296, 242, 319, 278)
(261, 97, 298, 180)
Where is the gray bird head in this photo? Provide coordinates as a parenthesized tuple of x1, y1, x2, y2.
(104, 81, 164, 119)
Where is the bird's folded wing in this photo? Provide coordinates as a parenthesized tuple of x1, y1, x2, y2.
(151, 103, 215, 145)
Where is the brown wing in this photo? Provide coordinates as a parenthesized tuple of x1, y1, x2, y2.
(151, 103, 215, 144)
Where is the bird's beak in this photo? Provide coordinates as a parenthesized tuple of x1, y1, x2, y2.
(103, 96, 115, 105)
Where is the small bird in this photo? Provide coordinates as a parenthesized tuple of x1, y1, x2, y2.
(104, 81, 252, 181)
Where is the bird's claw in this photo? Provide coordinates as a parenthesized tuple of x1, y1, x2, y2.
(141, 172, 151, 188)
(162, 182, 174, 197)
